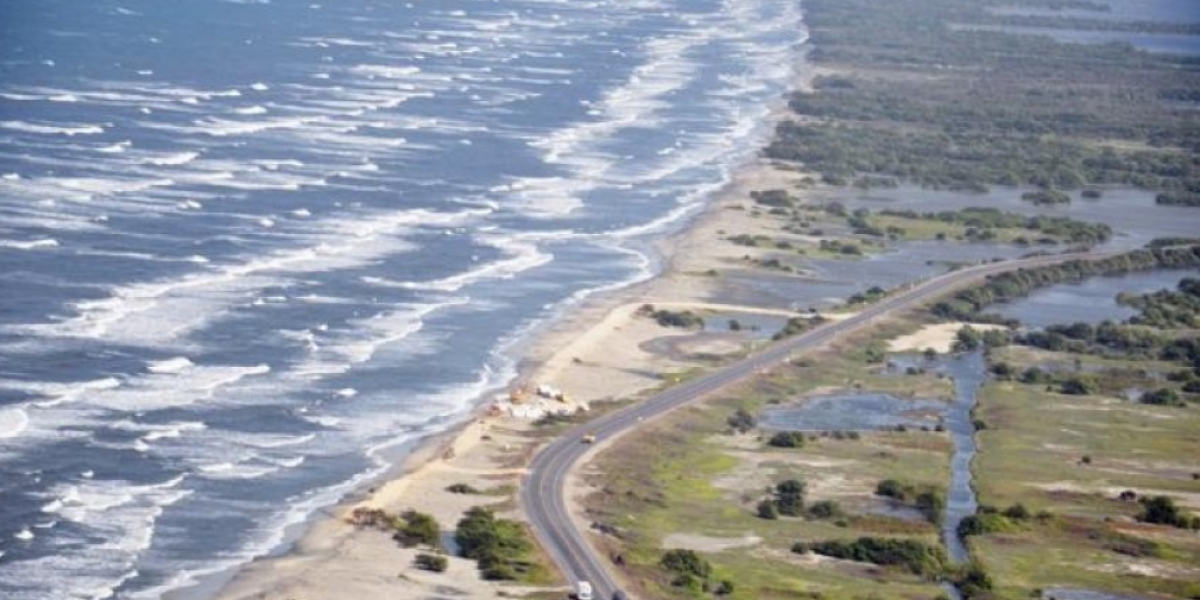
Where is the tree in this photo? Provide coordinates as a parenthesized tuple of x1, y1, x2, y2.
(1138, 495, 1191, 528)
(953, 326, 983, 352)
(775, 479, 807, 516)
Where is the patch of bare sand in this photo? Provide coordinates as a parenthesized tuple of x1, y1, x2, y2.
(887, 322, 1006, 354)
(1088, 557, 1200, 579)
(1031, 481, 1200, 509)
(662, 533, 762, 552)
(709, 434, 866, 502)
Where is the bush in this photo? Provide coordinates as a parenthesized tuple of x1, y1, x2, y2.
(454, 507, 537, 581)
(952, 561, 995, 599)
(808, 500, 845, 520)
(446, 483, 479, 494)
(757, 499, 779, 520)
(875, 479, 907, 500)
(914, 491, 945, 524)
(394, 510, 442, 550)
(660, 549, 712, 579)
(1059, 377, 1095, 395)
(1140, 388, 1184, 406)
(715, 580, 735, 595)
(795, 537, 946, 577)
(727, 408, 757, 433)
(768, 431, 806, 448)
(638, 304, 705, 329)
(414, 553, 449, 572)
(1138, 495, 1198, 529)
(775, 479, 807, 516)
(1021, 189, 1071, 205)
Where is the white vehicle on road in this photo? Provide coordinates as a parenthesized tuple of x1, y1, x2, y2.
(576, 580, 593, 600)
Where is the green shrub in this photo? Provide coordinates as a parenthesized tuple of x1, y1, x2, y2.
(768, 431, 806, 448)
(660, 549, 712, 579)
(414, 553, 449, 572)
(394, 510, 442, 550)
(794, 536, 946, 577)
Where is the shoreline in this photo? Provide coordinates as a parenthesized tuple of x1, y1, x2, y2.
(201, 82, 818, 600)
(198, 44, 819, 600)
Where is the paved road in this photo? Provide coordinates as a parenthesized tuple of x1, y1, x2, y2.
(520, 251, 1112, 600)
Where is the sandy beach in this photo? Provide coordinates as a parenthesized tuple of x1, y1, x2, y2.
(207, 67, 821, 600)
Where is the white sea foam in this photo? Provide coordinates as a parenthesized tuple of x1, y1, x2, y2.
(146, 357, 194, 374)
(0, 120, 107, 136)
(142, 151, 200, 166)
(334, 387, 357, 398)
(296, 296, 468, 377)
(98, 140, 132, 153)
(74, 364, 270, 411)
(234, 105, 269, 115)
(303, 414, 341, 428)
(7, 207, 483, 343)
(14, 528, 34, 541)
(0, 408, 30, 439)
(0, 238, 59, 250)
(237, 432, 316, 449)
(197, 462, 280, 480)
(14, 376, 123, 409)
(13, 475, 192, 600)
(365, 235, 552, 293)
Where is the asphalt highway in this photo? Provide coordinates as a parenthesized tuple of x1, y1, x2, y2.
(520, 251, 1113, 600)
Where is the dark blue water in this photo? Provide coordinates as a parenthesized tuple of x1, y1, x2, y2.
(0, 1, 808, 598)
(975, 0, 1200, 56)
(993, 269, 1197, 329)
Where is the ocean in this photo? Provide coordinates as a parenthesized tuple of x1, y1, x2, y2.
(0, 0, 807, 597)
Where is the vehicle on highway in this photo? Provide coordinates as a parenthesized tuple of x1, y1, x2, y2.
(581, 432, 597, 444)
(577, 580, 593, 600)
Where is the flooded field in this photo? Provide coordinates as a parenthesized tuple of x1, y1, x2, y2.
(762, 352, 987, 563)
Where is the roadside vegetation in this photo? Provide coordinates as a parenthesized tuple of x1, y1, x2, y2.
(454, 506, 552, 583)
(578, 318, 959, 599)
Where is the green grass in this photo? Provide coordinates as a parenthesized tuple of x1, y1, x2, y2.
(583, 320, 961, 600)
(968, 350, 1200, 598)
